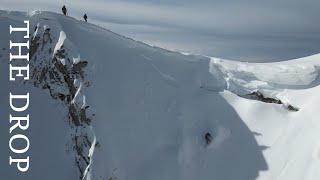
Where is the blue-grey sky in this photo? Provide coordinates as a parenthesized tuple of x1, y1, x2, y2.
(1, 0, 320, 62)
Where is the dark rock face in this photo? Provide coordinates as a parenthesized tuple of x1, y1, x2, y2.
(29, 25, 96, 179)
(287, 104, 299, 112)
(244, 91, 282, 104)
(241, 91, 299, 112)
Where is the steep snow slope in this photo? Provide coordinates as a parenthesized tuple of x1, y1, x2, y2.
(210, 57, 320, 180)
(212, 56, 320, 180)
(0, 10, 320, 180)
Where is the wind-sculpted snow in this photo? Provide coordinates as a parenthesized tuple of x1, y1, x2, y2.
(208, 57, 320, 110)
(1, 10, 320, 180)
(212, 57, 320, 92)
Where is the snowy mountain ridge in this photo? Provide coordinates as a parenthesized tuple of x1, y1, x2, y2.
(0, 10, 320, 180)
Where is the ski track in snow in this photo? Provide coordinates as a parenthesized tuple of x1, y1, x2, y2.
(207, 127, 231, 150)
(141, 54, 177, 85)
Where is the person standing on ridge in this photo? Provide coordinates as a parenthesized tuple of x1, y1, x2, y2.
(62, 5, 67, 16)
(205, 132, 213, 145)
(83, 14, 88, 22)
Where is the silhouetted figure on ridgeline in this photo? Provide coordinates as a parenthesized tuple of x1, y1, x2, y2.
(62, 5, 67, 16)
(205, 132, 213, 145)
(83, 14, 88, 22)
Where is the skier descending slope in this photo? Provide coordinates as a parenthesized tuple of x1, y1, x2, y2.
(62, 5, 67, 16)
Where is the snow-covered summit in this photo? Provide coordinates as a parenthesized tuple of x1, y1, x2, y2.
(0, 10, 320, 180)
